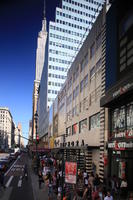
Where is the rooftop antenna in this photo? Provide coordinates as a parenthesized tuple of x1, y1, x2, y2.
(43, 0, 46, 18)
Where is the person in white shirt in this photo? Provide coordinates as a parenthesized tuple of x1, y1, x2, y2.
(104, 191, 113, 200)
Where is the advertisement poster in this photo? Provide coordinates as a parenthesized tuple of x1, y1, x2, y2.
(119, 161, 126, 179)
(65, 161, 77, 184)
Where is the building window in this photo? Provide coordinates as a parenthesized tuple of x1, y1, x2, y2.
(73, 85, 79, 100)
(96, 58, 102, 72)
(84, 74, 88, 87)
(112, 106, 125, 132)
(79, 118, 87, 133)
(90, 42, 95, 58)
(89, 112, 100, 130)
(96, 33, 102, 49)
(72, 123, 78, 135)
(90, 66, 95, 78)
(66, 127, 71, 137)
(80, 80, 84, 92)
(127, 102, 133, 129)
(80, 53, 88, 72)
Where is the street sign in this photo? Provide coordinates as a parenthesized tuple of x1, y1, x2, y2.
(65, 161, 77, 184)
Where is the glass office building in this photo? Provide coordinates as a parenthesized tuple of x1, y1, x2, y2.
(47, 0, 105, 107)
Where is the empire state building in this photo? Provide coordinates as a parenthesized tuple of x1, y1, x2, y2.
(32, 4, 47, 140)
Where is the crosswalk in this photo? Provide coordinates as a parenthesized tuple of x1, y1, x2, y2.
(5, 175, 25, 188)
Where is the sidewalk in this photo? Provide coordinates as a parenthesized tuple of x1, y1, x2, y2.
(28, 157, 49, 200)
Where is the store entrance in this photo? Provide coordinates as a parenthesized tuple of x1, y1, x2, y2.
(126, 158, 133, 191)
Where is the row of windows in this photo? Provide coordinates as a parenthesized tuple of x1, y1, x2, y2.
(66, 113, 100, 136)
(67, 57, 102, 92)
(48, 81, 63, 87)
(56, 19, 92, 30)
(49, 41, 78, 52)
(67, 40, 102, 89)
(50, 25, 83, 37)
(57, 10, 95, 24)
(64, 0, 102, 7)
(62, 5, 99, 14)
(50, 33, 79, 44)
(49, 65, 67, 72)
(49, 49, 73, 59)
(0, 111, 5, 113)
(49, 57, 71, 65)
(48, 98, 55, 102)
(48, 73, 67, 80)
(84, 0, 102, 5)
(66, 86, 101, 114)
(48, 90, 58, 95)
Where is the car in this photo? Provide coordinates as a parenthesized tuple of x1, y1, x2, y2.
(0, 160, 8, 172)
(10, 153, 17, 160)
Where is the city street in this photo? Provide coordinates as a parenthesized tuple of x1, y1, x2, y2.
(0, 153, 34, 200)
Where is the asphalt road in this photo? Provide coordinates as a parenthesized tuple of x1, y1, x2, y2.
(0, 153, 34, 200)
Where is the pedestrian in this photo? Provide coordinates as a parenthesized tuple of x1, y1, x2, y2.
(120, 177, 128, 199)
(89, 172, 95, 189)
(23, 164, 28, 180)
(38, 169, 43, 189)
(93, 174, 101, 191)
(128, 192, 133, 200)
(92, 187, 100, 200)
(104, 191, 113, 200)
(0, 170, 6, 189)
(83, 182, 92, 200)
(48, 172, 53, 200)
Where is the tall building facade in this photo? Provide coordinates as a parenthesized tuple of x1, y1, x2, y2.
(15, 123, 23, 147)
(47, 0, 105, 108)
(0, 107, 14, 149)
(32, 10, 47, 140)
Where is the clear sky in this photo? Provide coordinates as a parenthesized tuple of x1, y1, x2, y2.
(0, 0, 59, 145)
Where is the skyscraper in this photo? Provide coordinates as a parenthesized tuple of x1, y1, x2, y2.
(32, 4, 47, 139)
(47, 0, 105, 107)
(38, 0, 105, 137)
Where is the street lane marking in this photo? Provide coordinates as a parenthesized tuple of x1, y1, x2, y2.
(6, 175, 13, 187)
(5, 154, 22, 176)
(18, 177, 22, 187)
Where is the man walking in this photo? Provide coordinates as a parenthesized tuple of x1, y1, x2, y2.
(0, 170, 6, 189)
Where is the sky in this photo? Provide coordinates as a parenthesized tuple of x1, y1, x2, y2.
(0, 0, 59, 145)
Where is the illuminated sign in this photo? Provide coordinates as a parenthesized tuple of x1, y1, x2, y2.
(65, 161, 77, 184)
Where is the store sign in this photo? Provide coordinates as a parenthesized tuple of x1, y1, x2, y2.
(65, 161, 77, 184)
(113, 83, 133, 99)
(108, 141, 133, 150)
(113, 129, 133, 139)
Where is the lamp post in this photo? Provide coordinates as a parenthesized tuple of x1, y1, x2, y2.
(34, 111, 38, 159)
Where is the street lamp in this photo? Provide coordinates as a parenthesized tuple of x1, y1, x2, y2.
(34, 111, 38, 158)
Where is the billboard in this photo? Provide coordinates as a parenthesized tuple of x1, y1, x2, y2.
(65, 161, 77, 184)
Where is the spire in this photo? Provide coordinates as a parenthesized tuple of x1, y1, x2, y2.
(42, 0, 47, 32)
(43, 0, 46, 18)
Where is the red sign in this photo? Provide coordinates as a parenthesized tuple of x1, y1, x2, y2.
(65, 161, 77, 184)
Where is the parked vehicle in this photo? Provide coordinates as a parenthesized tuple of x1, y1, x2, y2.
(0, 160, 8, 172)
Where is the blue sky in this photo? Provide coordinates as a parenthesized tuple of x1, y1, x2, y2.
(0, 0, 58, 145)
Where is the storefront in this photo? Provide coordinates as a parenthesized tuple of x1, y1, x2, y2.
(100, 0, 133, 191)
(101, 72, 133, 191)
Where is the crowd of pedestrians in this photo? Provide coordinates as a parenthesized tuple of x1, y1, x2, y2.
(31, 153, 133, 200)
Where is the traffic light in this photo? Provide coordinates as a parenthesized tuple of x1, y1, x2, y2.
(36, 135, 39, 143)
